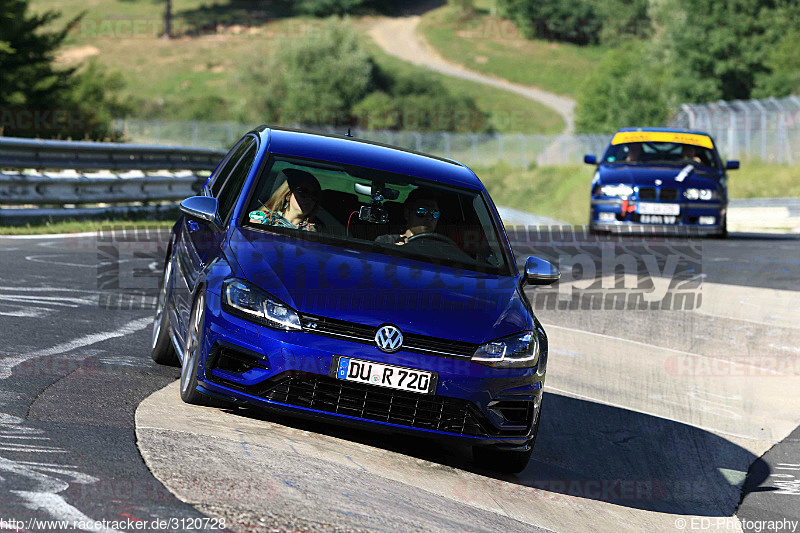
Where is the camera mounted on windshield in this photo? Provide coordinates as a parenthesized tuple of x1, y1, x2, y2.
(355, 182, 399, 224)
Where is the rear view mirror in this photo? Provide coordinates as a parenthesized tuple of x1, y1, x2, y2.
(522, 256, 560, 286)
(584, 154, 597, 165)
(726, 160, 740, 170)
(180, 196, 223, 231)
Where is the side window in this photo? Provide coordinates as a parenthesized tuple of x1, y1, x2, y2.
(217, 143, 257, 223)
(210, 137, 254, 198)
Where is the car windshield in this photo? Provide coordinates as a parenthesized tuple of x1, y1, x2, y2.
(241, 155, 514, 276)
(604, 142, 719, 169)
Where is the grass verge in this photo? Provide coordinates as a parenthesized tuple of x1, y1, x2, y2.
(418, 5, 604, 99)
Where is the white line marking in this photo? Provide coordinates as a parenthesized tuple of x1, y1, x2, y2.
(12, 491, 122, 532)
(0, 316, 151, 379)
(25, 254, 95, 269)
(694, 309, 799, 329)
(0, 231, 100, 240)
(546, 387, 778, 443)
(0, 286, 101, 294)
(541, 323, 786, 375)
(0, 446, 67, 453)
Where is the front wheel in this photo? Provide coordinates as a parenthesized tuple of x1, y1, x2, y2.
(180, 290, 213, 405)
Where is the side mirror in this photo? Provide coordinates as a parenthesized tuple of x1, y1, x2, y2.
(584, 154, 597, 165)
(726, 160, 740, 170)
(522, 256, 560, 286)
(180, 196, 223, 231)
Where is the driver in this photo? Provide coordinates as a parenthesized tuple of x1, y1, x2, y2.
(375, 188, 440, 245)
(681, 144, 703, 164)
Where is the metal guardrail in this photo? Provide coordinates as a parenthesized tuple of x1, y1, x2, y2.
(0, 136, 226, 171)
(0, 137, 226, 224)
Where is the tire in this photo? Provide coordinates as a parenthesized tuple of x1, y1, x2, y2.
(718, 215, 728, 239)
(473, 401, 542, 474)
(179, 290, 229, 407)
(180, 290, 210, 404)
(151, 255, 179, 366)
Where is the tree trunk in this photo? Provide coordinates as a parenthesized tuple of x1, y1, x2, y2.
(163, 0, 172, 39)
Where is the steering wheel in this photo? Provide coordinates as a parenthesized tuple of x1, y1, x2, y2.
(406, 232, 458, 246)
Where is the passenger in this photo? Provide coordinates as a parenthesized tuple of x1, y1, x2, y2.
(375, 188, 440, 245)
(623, 143, 643, 162)
(681, 144, 703, 164)
(250, 169, 321, 231)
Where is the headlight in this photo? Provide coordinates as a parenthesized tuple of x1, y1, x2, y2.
(222, 278, 301, 330)
(472, 331, 539, 368)
(599, 184, 634, 197)
(684, 188, 719, 201)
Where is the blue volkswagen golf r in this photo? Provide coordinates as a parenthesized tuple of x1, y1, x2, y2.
(151, 126, 560, 473)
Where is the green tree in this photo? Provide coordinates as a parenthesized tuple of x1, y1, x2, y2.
(0, 0, 77, 122)
(353, 71, 489, 132)
(575, 42, 671, 132)
(498, 0, 601, 44)
(248, 19, 374, 125)
(297, 0, 395, 16)
(0, 0, 128, 139)
(654, 0, 781, 102)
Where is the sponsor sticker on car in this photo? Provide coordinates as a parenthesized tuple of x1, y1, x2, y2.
(334, 356, 437, 394)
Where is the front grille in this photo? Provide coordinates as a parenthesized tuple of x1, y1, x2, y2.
(257, 374, 489, 436)
(660, 188, 679, 201)
(638, 187, 656, 200)
(299, 313, 477, 358)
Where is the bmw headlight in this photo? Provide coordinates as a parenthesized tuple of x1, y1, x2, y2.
(684, 188, 719, 201)
(472, 331, 539, 368)
(222, 278, 301, 330)
(599, 184, 634, 197)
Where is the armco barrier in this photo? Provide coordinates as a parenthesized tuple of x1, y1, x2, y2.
(0, 137, 226, 223)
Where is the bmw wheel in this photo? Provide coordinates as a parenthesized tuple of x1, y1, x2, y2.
(151, 254, 179, 366)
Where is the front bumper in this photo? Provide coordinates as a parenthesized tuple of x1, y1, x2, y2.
(195, 290, 544, 447)
(591, 199, 725, 235)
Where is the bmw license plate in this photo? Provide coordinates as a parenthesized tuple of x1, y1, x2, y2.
(333, 356, 437, 394)
(637, 202, 680, 215)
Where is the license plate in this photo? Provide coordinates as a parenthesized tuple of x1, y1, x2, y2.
(637, 202, 680, 215)
(333, 356, 437, 395)
(639, 215, 679, 224)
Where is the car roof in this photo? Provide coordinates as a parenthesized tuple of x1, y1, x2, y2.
(255, 126, 484, 190)
(615, 126, 714, 137)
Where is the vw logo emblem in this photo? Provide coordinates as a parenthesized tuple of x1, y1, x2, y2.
(375, 325, 403, 353)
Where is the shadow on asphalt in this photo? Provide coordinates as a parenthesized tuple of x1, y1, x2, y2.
(218, 391, 765, 517)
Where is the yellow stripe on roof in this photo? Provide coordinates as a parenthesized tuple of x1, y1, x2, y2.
(611, 131, 714, 149)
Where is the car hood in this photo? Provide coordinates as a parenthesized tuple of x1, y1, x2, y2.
(228, 228, 530, 344)
(598, 164, 722, 189)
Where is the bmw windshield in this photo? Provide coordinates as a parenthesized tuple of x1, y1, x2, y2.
(603, 142, 720, 169)
(240, 155, 514, 276)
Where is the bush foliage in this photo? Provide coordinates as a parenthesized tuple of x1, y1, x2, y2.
(248, 19, 486, 132)
(498, 0, 650, 45)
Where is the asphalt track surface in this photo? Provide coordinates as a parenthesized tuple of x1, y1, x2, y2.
(0, 228, 798, 532)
